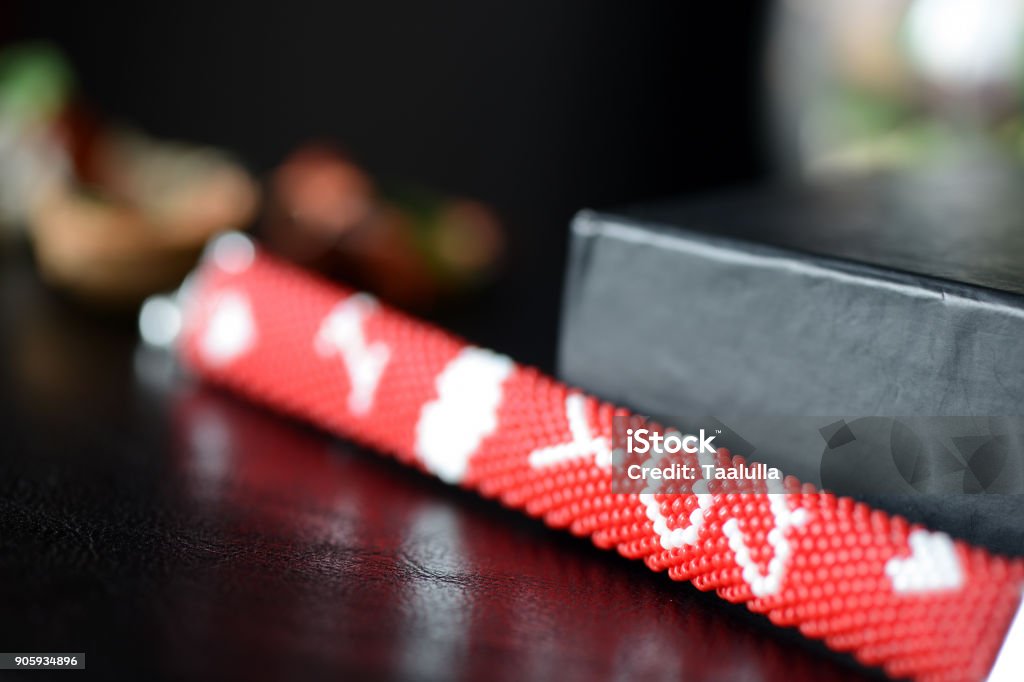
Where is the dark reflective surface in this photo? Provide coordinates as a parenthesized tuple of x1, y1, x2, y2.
(0, 247, 875, 681)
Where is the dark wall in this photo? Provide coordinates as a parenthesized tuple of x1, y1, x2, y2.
(8, 0, 769, 365)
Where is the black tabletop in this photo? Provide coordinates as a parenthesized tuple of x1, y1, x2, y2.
(0, 244, 874, 682)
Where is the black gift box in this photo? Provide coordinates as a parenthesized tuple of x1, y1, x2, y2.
(556, 166, 1024, 555)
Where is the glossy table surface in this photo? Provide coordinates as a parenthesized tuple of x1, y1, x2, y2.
(0, 245, 876, 681)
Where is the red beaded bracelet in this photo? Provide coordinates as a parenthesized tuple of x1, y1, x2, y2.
(140, 233, 1024, 682)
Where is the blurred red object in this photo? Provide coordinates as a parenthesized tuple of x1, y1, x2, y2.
(262, 144, 503, 310)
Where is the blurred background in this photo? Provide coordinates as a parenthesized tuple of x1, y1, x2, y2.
(0, 1, 769, 369)
(5, 0, 1024, 367)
